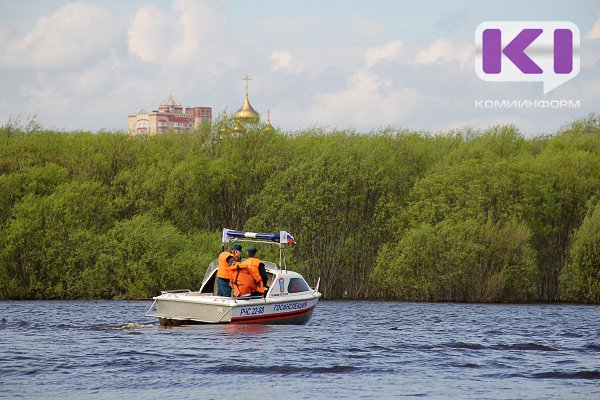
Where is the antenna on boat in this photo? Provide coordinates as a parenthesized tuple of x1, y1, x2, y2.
(279, 244, 287, 272)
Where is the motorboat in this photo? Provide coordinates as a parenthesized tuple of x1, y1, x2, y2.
(146, 229, 321, 325)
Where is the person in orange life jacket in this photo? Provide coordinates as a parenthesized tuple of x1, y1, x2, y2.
(229, 251, 263, 297)
(240, 246, 268, 296)
(216, 243, 242, 296)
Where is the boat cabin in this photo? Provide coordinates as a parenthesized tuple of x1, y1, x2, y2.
(199, 259, 312, 298)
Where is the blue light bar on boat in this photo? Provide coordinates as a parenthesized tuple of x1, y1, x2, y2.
(222, 229, 296, 244)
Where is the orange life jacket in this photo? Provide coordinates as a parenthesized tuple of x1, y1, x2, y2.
(240, 257, 265, 293)
(229, 263, 262, 297)
(217, 251, 234, 279)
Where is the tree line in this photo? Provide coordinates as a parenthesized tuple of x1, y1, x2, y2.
(1, 114, 599, 302)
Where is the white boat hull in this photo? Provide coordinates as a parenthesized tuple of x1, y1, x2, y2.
(150, 291, 320, 325)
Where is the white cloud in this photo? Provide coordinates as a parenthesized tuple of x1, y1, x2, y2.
(270, 51, 303, 73)
(270, 51, 292, 71)
(128, 6, 175, 63)
(305, 71, 426, 129)
(586, 14, 600, 40)
(365, 39, 404, 67)
(66, 57, 122, 98)
(1, 3, 122, 69)
(170, 0, 228, 65)
(128, 0, 231, 68)
(415, 38, 471, 68)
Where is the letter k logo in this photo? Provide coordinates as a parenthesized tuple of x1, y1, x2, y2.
(483, 28, 543, 74)
(475, 21, 580, 93)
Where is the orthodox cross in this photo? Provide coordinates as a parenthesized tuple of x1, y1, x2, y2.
(243, 75, 252, 97)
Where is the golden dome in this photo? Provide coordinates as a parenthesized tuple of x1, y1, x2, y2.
(233, 95, 260, 123)
(263, 110, 274, 132)
(233, 75, 260, 124)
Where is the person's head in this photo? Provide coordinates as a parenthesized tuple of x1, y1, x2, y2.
(231, 243, 242, 260)
(247, 246, 257, 257)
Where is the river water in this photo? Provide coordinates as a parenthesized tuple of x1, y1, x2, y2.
(0, 300, 598, 399)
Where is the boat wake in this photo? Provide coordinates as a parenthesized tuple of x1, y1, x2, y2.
(119, 322, 153, 330)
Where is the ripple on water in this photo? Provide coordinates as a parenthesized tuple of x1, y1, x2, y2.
(584, 343, 600, 352)
(1, 300, 599, 399)
(445, 342, 486, 350)
(532, 370, 600, 380)
(484, 329, 505, 335)
(559, 330, 585, 338)
(212, 364, 358, 375)
(491, 343, 558, 351)
(447, 362, 483, 369)
(3, 320, 32, 329)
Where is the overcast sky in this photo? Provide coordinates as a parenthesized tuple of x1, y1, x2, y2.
(1, 0, 599, 135)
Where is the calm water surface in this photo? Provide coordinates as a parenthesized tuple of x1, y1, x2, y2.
(0, 300, 599, 399)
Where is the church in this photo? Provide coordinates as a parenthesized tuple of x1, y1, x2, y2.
(127, 76, 273, 136)
(228, 75, 273, 134)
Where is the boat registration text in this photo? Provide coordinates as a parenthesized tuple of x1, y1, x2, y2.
(240, 306, 264, 316)
(274, 302, 308, 312)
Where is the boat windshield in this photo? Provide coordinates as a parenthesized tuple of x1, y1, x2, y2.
(263, 260, 278, 270)
(202, 259, 219, 288)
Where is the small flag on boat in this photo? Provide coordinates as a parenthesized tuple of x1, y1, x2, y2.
(279, 231, 296, 244)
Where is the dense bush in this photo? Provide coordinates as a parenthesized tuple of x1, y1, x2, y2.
(560, 202, 600, 303)
(1, 114, 599, 302)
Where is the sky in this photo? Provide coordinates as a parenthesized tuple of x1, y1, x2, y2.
(1, 0, 599, 136)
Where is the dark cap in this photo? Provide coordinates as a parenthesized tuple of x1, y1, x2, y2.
(247, 246, 257, 255)
(232, 243, 243, 251)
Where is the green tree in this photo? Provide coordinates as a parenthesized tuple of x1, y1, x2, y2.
(525, 141, 600, 300)
(560, 201, 600, 303)
(92, 215, 212, 299)
(372, 218, 536, 302)
(0, 181, 113, 298)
